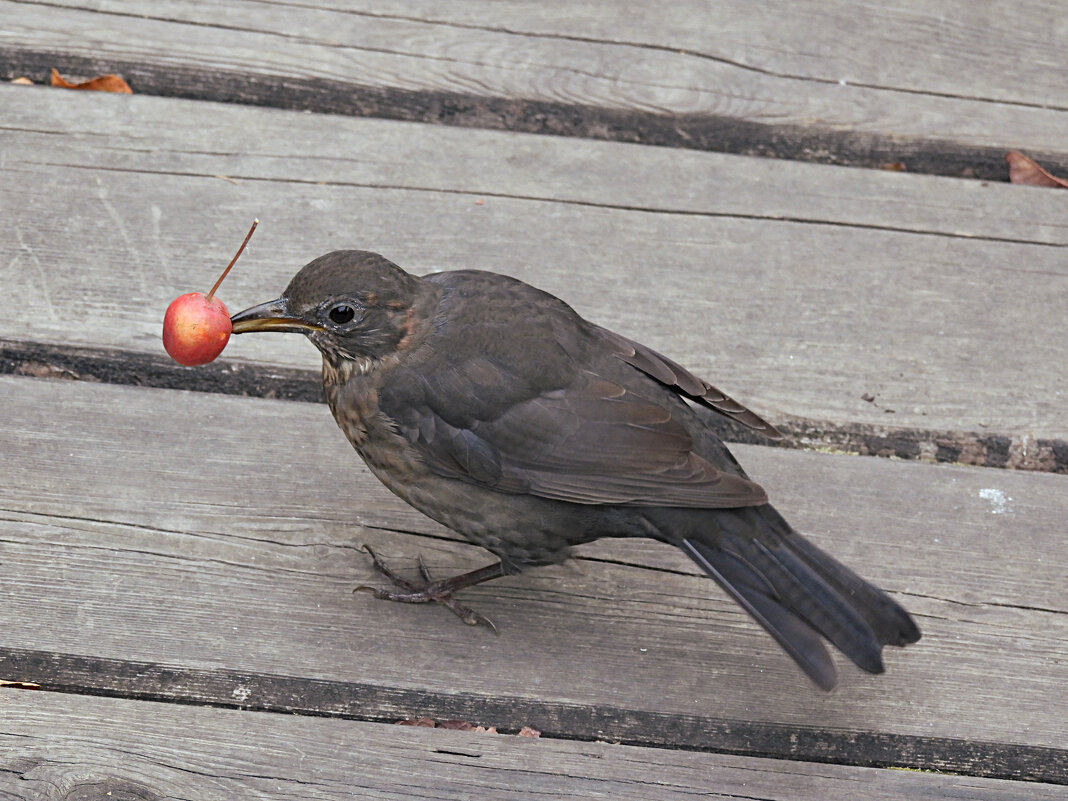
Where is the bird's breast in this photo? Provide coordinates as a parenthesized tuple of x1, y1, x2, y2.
(322, 358, 391, 447)
(322, 357, 426, 488)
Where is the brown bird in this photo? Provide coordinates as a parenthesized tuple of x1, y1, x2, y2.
(230, 250, 920, 690)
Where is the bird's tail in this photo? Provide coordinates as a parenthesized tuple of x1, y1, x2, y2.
(669, 505, 920, 690)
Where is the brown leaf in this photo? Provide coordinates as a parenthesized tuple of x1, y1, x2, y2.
(51, 68, 132, 94)
(0, 680, 41, 689)
(393, 717, 524, 736)
(438, 719, 476, 731)
(1005, 151, 1068, 188)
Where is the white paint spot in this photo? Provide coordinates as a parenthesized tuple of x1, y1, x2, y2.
(978, 488, 1012, 515)
(232, 685, 252, 703)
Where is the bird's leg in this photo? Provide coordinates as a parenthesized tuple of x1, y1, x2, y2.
(354, 545, 505, 632)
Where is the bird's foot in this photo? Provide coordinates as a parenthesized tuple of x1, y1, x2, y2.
(354, 545, 500, 633)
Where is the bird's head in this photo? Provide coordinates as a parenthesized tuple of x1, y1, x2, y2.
(230, 250, 426, 367)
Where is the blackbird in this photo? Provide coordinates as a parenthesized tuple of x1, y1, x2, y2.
(230, 250, 920, 690)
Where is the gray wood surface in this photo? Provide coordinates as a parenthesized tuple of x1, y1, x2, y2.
(1, 375, 1064, 768)
(2, 0, 1066, 161)
(3, 691, 1063, 801)
(2, 86, 1066, 448)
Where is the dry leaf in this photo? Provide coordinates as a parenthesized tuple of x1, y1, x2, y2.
(438, 719, 475, 731)
(880, 162, 907, 172)
(394, 717, 526, 736)
(51, 68, 132, 94)
(1005, 151, 1068, 188)
(11, 77, 33, 85)
(0, 680, 41, 689)
(427, 719, 499, 733)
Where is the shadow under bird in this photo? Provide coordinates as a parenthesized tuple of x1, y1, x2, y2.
(230, 250, 921, 690)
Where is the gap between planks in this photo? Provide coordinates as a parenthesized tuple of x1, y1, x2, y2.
(3, 689, 1065, 800)
(2, 338, 1064, 474)
(0, 649, 1065, 785)
(0, 49, 1058, 180)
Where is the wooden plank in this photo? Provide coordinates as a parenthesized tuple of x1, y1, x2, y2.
(1, 86, 1066, 454)
(0, 375, 1065, 780)
(5, 85, 1067, 246)
(3, 692, 1063, 801)
(1, 1, 1067, 175)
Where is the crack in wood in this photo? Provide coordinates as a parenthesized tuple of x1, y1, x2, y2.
(899, 590, 1066, 616)
(433, 749, 483, 759)
(0, 647, 1063, 784)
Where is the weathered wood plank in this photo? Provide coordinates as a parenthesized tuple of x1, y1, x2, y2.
(1, 86, 1066, 453)
(5, 84, 1068, 246)
(3, 691, 1063, 801)
(0, 375, 1064, 780)
(1, 1, 1066, 175)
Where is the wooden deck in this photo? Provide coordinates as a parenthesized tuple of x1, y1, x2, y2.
(1, 3, 1066, 798)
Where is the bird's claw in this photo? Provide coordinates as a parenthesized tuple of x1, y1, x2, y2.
(355, 544, 498, 633)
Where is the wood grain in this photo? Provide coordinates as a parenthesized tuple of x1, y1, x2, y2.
(0, 375, 1064, 779)
(3, 691, 1064, 800)
(0, 1, 1066, 171)
(1, 86, 1065, 446)
(312, 0, 1068, 110)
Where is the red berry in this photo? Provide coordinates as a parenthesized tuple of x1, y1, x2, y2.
(163, 292, 232, 366)
(161, 219, 257, 366)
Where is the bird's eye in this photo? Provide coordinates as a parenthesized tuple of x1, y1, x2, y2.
(328, 304, 356, 325)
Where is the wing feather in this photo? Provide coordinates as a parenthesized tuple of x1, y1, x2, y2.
(596, 327, 783, 439)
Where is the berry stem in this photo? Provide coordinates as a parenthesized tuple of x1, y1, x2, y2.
(206, 219, 258, 300)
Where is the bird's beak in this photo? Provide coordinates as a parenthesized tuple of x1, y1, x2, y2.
(230, 298, 322, 334)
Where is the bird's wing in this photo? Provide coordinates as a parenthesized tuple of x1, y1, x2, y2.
(378, 269, 772, 508)
(382, 361, 768, 509)
(595, 326, 783, 439)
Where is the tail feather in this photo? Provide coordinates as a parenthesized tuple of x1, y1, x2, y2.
(785, 532, 921, 648)
(680, 540, 838, 690)
(672, 507, 920, 690)
(750, 538, 885, 673)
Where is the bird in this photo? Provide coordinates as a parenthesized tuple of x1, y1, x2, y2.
(230, 250, 920, 690)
